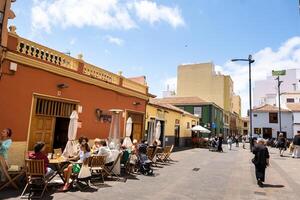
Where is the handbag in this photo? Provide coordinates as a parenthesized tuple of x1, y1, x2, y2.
(78, 164, 91, 179)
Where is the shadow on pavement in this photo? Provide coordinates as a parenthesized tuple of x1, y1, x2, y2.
(263, 184, 285, 188)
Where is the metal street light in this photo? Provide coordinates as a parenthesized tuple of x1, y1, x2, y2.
(275, 76, 283, 134)
(231, 54, 255, 151)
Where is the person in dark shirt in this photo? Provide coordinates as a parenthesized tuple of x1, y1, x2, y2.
(276, 133, 286, 157)
(29, 142, 54, 177)
(252, 138, 270, 187)
(217, 134, 223, 152)
(292, 133, 300, 158)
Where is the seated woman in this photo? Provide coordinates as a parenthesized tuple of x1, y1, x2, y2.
(97, 140, 114, 166)
(61, 143, 91, 191)
(28, 142, 54, 178)
(0, 128, 13, 182)
(92, 138, 101, 155)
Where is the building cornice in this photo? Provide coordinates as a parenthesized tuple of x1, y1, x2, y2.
(5, 51, 149, 100)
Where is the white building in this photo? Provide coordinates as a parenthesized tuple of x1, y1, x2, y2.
(252, 104, 293, 139)
(286, 103, 300, 136)
(280, 92, 300, 105)
(254, 69, 300, 107)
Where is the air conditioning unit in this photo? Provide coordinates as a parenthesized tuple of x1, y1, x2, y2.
(9, 62, 17, 72)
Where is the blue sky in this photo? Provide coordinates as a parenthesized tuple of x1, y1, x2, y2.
(10, 0, 300, 115)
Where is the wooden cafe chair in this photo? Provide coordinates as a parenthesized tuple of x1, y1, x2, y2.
(0, 156, 25, 191)
(20, 159, 49, 199)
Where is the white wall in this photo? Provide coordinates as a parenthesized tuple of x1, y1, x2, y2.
(292, 112, 300, 136)
(252, 111, 293, 139)
(254, 69, 300, 107)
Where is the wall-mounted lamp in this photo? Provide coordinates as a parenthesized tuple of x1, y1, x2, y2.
(57, 83, 69, 89)
(133, 101, 141, 106)
(95, 108, 102, 121)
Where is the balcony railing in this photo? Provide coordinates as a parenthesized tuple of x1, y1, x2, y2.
(12, 33, 148, 95)
(16, 37, 79, 71)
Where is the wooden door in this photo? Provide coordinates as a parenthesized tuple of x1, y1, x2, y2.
(132, 123, 142, 142)
(29, 115, 55, 153)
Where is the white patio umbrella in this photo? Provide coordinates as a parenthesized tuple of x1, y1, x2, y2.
(191, 125, 211, 133)
(122, 117, 133, 148)
(62, 110, 79, 158)
(147, 120, 155, 145)
(155, 121, 161, 144)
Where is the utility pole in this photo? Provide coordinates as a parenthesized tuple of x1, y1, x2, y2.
(275, 76, 283, 134)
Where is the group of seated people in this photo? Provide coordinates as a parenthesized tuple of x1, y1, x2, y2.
(2, 132, 160, 191)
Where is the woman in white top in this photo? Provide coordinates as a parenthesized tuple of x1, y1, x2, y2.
(60, 143, 90, 191)
(98, 140, 114, 166)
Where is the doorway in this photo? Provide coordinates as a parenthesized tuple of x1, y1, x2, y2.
(28, 96, 77, 153)
(174, 125, 180, 147)
(53, 117, 70, 150)
(262, 128, 272, 139)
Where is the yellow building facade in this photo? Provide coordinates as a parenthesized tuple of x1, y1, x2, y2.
(177, 62, 234, 112)
(146, 100, 198, 147)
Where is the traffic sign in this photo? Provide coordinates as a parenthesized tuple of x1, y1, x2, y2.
(272, 70, 286, 76)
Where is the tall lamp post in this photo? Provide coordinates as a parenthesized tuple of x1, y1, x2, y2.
(231, 54, 255, 151)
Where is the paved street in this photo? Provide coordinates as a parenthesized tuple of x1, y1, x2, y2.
(2, 144, 300, 200)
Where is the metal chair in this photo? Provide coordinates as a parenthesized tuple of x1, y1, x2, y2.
(20, 159, 49, 199)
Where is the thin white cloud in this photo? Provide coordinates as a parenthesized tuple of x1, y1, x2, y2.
(31, 0, 185, 33)
(31, 0, 136, 32)
(161, 37, 300, 116)
(164, 77, 177, 91)
(131, 0, 185, 28)
(69, 37, 77, 45)
(105, 35, 124, 46)
(218, 36, 300, 116)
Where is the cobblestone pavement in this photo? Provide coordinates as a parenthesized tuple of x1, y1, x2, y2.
(1, 144, 299, 200)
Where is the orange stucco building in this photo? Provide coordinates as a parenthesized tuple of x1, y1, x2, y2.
(0, 27, 151, 165)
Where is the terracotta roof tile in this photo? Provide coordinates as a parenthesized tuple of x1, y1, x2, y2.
(128, 76, 147, 85)
(149, 99, 198, 119)
(286, 103, 300, 112)
(152, 96, 208, 105)
(253, 104, 290, 112)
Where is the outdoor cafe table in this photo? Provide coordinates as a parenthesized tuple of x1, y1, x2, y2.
(49, 157, 69, 183)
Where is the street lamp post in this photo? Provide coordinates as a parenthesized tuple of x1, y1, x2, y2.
(231, 54, 255, 151)
(275, 76, 283, 134)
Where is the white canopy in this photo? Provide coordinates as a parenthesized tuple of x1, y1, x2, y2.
(147, 120, 155, 145)
(155, 121, 161, 144)
(62, 110, 79, 158)
(122, 117, 133, 148)
(191, 125, 211, 133)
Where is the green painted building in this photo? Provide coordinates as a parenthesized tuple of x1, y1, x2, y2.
(152, 97, 224, 136)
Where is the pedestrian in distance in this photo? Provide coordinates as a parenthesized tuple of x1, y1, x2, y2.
(235, 135, 239, 147)
(276, 133, 286, 157)
(242, 135, 247, 149)
(292, 132, 300, 158)
(252, 138, 270, 187)
(227, 136, 233, 150)
(217, 134, 223, 152)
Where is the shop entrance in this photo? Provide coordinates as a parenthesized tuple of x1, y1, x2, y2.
(262, 128, 272, 139)
(174, 125, 180, 147)
(127, 111, 144, 142)
(53, 117, 70, 150)
(28, 96, 77, 153)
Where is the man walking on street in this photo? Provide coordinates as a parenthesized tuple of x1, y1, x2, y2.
(252, 138, 270, 187)
(292, 132, 300, 158)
